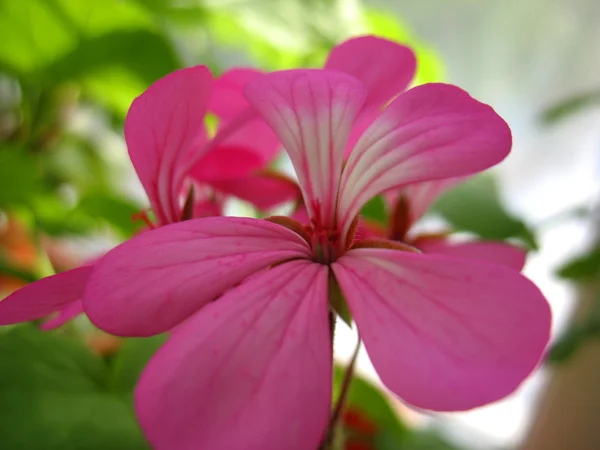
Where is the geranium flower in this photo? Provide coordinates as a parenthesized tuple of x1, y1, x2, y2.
(0, 65, 296, 329)
(83, 64, 551, 449)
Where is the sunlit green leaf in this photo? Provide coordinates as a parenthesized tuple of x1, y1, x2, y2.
(0, 0, 76, 74)
(432, 175, 537, 249)
(0, 0, 178, 118)
(0, 0, 154, 76)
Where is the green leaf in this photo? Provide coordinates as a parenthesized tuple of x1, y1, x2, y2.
(360, 195, 388, 226)
(42, 29, 180, 117)
(0, 255, 38, 283)
(432, 175, 537, 249)
(541, 89, 600, 124)
(30, 193, 96, 236)
(556, 245, 600, 280)
(0, 145, 43, 207)
(401, 430, 461, 450)
(42, 136, 111, 190)
(0, 0, 154, 76)
(77, 192, 143, 238)
(1, 391, 148, 450)
(44, 30, 179, 87)
(0, 325, 148, 449)
(0, 324, 108, 391)
(0, 0, 76, 75)
(110, 335, 167, 393)
(333, 365, 408, 444)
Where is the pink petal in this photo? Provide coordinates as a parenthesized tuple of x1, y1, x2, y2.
(193, 199, 224, 218)
(332, 248, 550, 411)
(210, 171, 301, 211)
(189, 146, 264, 182)
(209, 68, 263, 120)
(83, 217, 312, 337)
(417, 238, 527, 271)
(245, 69, 367, 229)
(354, 219, 387, 240)
(208, 68, 281, 165)
(338, 83, 512, 237)
(213, 122, 281, 167)
(136, 260, 331, 450)
(0, 266, 92, 325)
(290, 205, 310, 226)
(125, 66, 212, 225)
(41, 299, 84, 330)
(325, 35, 416, 113)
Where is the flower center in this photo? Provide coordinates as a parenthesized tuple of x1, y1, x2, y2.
(309, 224, 341, 264)
(307, 200, 344, 264)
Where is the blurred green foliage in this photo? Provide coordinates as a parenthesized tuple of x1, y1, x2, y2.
(541, 88, 600, 124)
(556, 244, 600, 280)
(548, 297, 600, 364)
(0, 325, 148, 449)
(110, 334, 167, 393)
(433, 175, 538, 249)
(361, 195, 388, 226)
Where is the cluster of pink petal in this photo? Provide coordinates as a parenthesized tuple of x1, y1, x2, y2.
(0, 36, 551, 450)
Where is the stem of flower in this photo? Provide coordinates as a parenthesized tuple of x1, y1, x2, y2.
(321, 334, 361, 449)
(328, 311, 336, 345)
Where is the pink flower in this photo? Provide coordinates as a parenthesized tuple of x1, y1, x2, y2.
(83, 40, 551, 450)
(0, 66, 295, 328)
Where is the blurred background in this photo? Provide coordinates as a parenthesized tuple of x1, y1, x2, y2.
(0, 0, 599, 449)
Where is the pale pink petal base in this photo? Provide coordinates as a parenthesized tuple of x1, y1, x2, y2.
(245, 69, 367, 228)
(83, 217, 311, 337)
(417, 238, 527, 271)
(0, 266, 92, 325)
(333, 248, 551, 411)
(136, 260, 331, 450)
